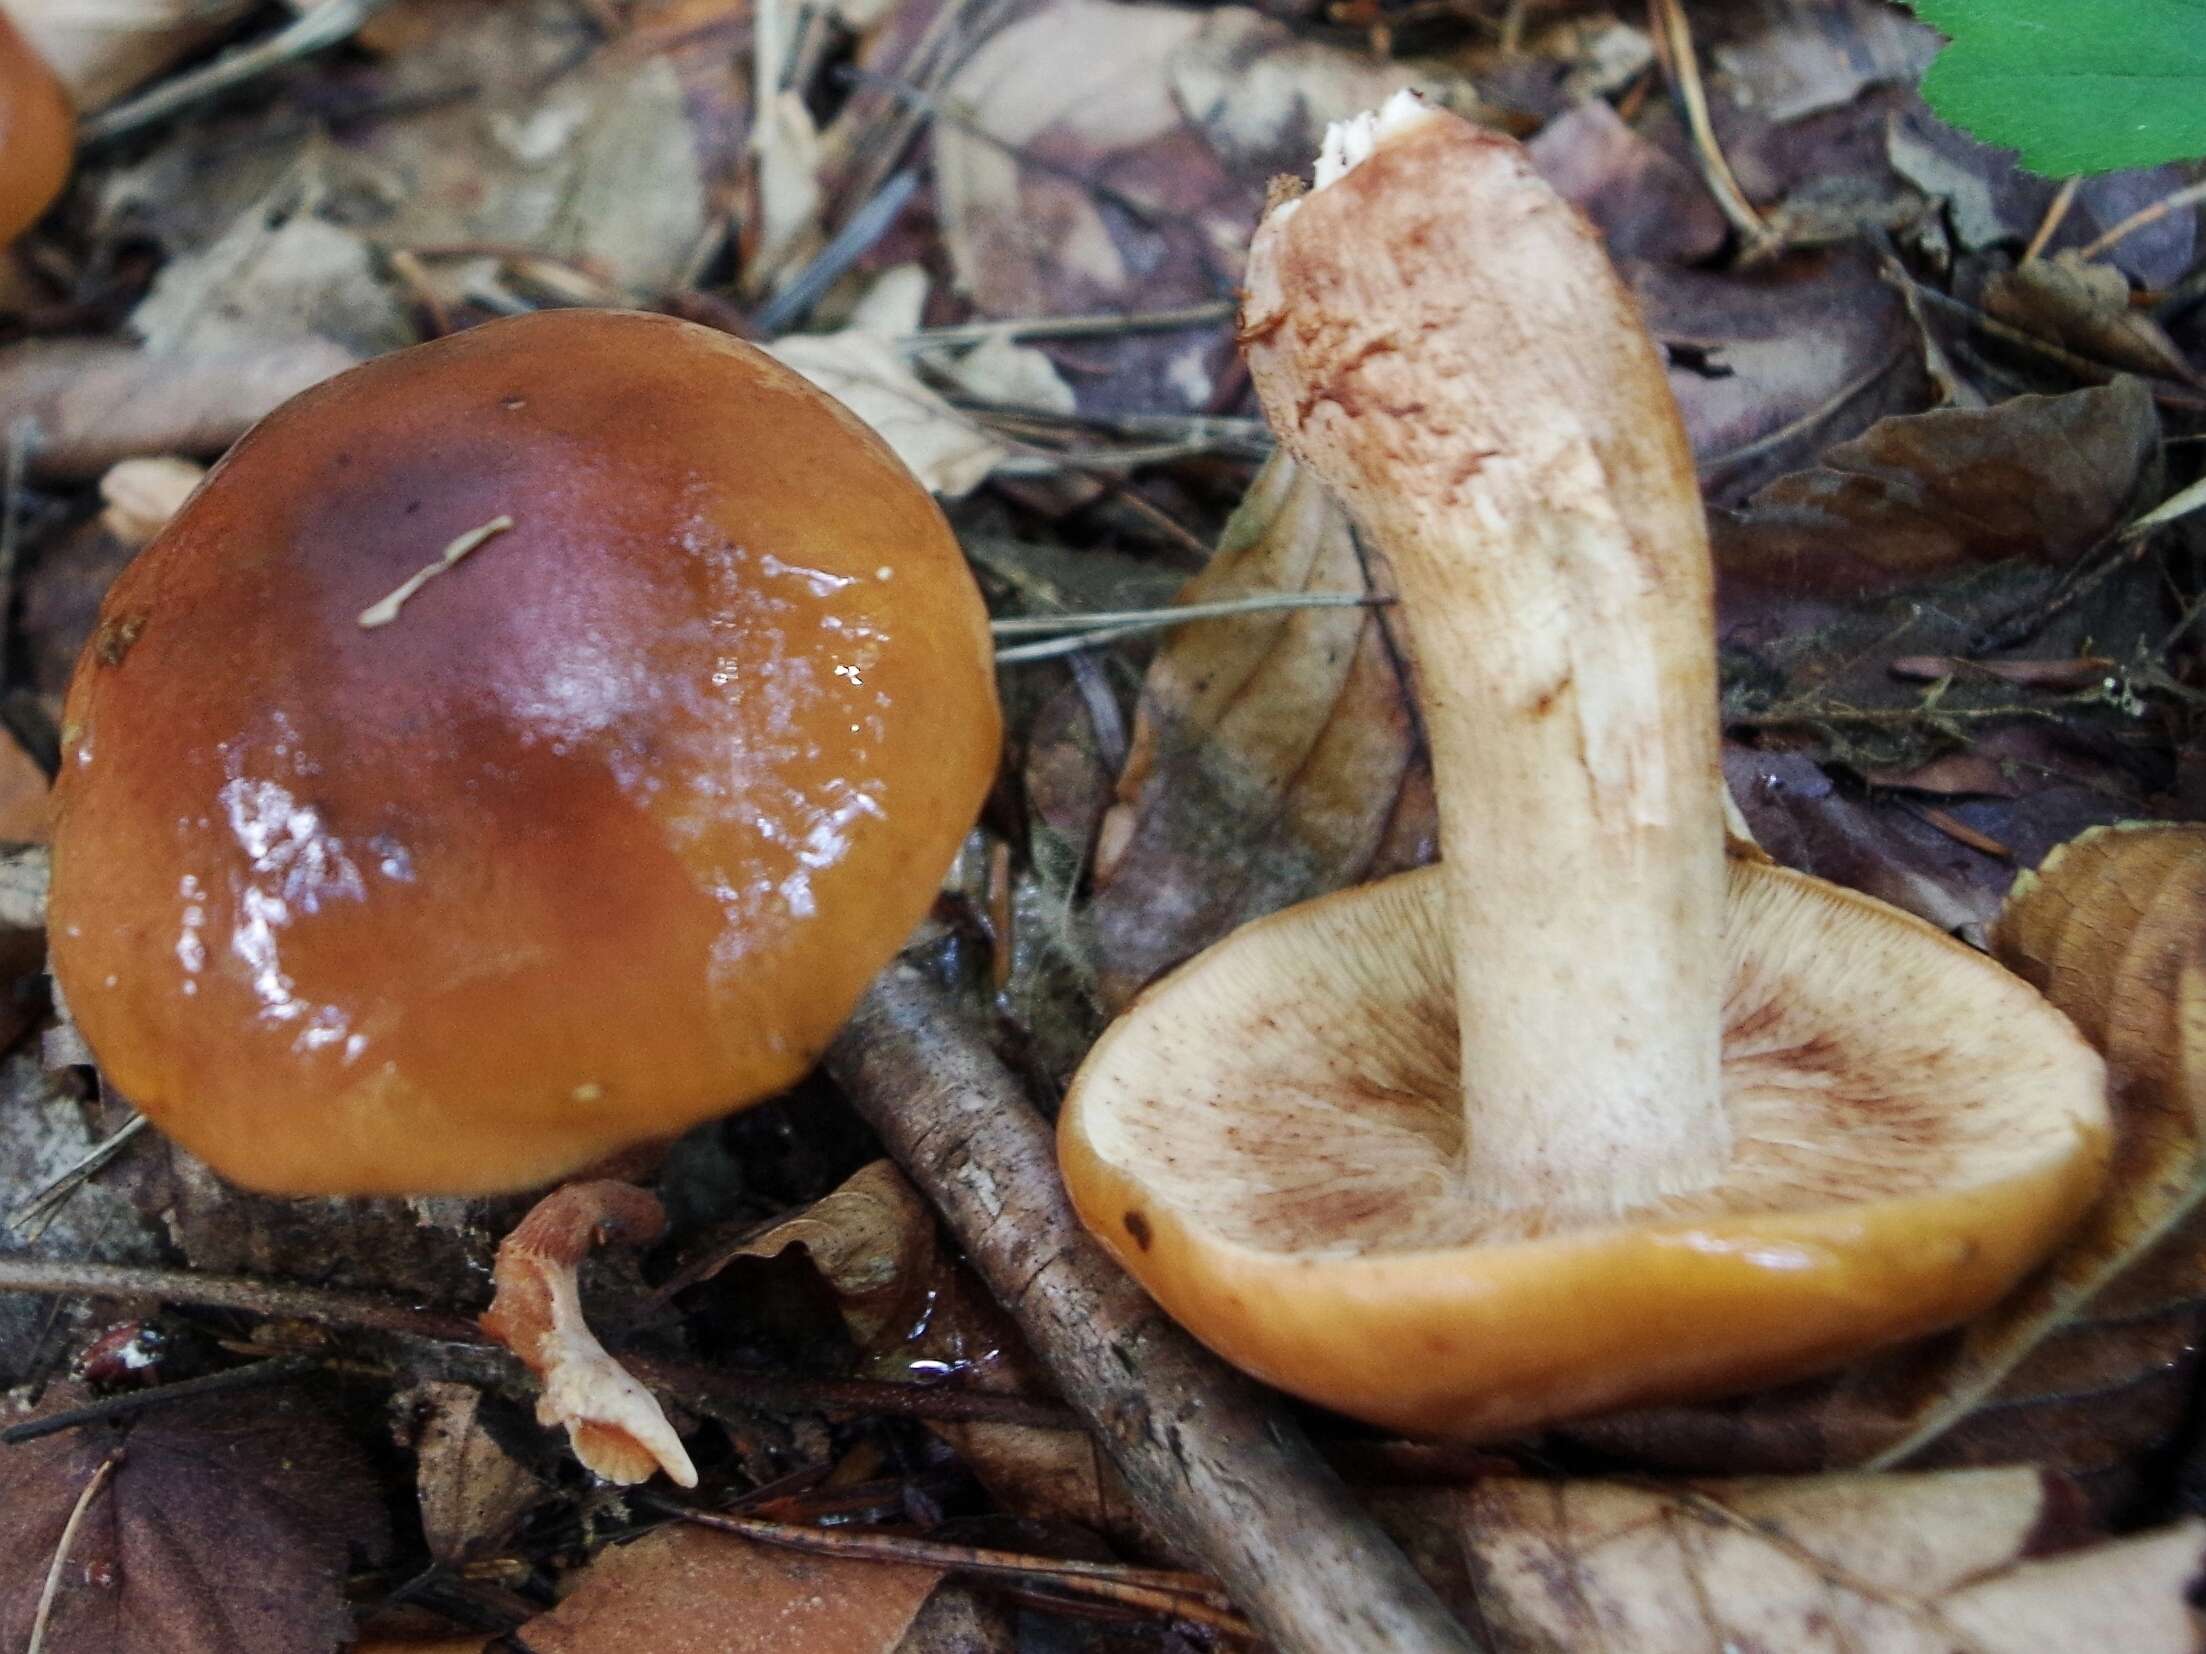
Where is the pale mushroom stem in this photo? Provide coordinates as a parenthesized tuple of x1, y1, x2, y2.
(1242, 96, 1730, 1213)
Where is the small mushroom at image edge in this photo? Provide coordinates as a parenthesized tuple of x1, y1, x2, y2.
(1055, 97, 2112, 1441)
(49, 308, 1001, 1196)
(0, 9, 73, 246)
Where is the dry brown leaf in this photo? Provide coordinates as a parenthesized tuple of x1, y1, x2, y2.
(933, 0, 1215, 322)
(1087, 449, 1428, 1006)
(1165, 10, 1462, 179)
(1886, 104, 2197, 287)
(1446, 1470, 2206, 1653)
(1858, 824, 2206, 1467)
(1637, 250, 1930, 501)
(0, 1382, 392, 1653)
(408, 1381, 550, 1563)
(129, 165, 413, 360)
(933, 4, 1462, 413)
(5, 0, 253, 111)
(520, 1524, 941, 1654)
(0, 337, 359, 482)
(481, 1180, 697, 1488)
(1983, 252, 2201, 386)
(1713, 377, 2160, 598)
(1998, 823, 2206, 1075)
(345, 0, 711, 298)
(1526, 99, 1726, 264)
(766, 330, 1007, 497)
(1712, 0, 1937, 122)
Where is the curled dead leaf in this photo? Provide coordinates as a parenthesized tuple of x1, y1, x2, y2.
(480, 1180, 697, 1488)
(702, 1158, 936, 1351)
(407, 1381, 550, 1564)
(932, 0, 1215, 324)
(1998, 823, 2206, 1089)
(1088, 450, 1428, 1006)
(933, 3, 1469, 413)
(1635, 250, 1929, 500)
(1983, 253, 2201, 387)
(1526, 99, 1726, 264)
(1861, 823, 2206, 1468)
(129, 169, 413, 361)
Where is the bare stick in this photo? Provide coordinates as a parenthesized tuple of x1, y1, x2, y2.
(647, 1498, 1253, 1637)
(0, 1255, 1077, 1431)
(825, 964, 1481, 1654)
(3, 1356, 318, 1444)
(0, 1255, 483, 1341)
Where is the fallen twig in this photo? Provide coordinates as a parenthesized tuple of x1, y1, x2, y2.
(901, 301, 1235, 352)
(825, 963, 1482, 1654)
(0, 1254, 1079, 1432)
(1648, 0, 1776, 259)
(648, 1496, 1254, 1637)
(2, 1354, 318, 1444)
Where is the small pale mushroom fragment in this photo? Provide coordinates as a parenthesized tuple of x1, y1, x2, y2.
(1056, 98, 2111, 1440)
(481, 1180, 696, 1487)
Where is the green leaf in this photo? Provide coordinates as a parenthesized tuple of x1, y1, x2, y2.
(1904, 0, 2206, 175)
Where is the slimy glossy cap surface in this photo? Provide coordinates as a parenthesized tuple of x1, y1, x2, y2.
(52, 310, 1000, 1195)
(1059, 859, 2111, 1440)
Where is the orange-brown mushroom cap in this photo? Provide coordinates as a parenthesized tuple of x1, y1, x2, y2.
(51, 309, 1000, 1196)
(0, 12, 73, 246)
(1059, 858, 2110, 1440)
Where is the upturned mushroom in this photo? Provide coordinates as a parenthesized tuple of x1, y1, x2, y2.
(0, 9, 72, 246)
(51, 308, 1000, 1196)
(1056, 98, 2111, 1439)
